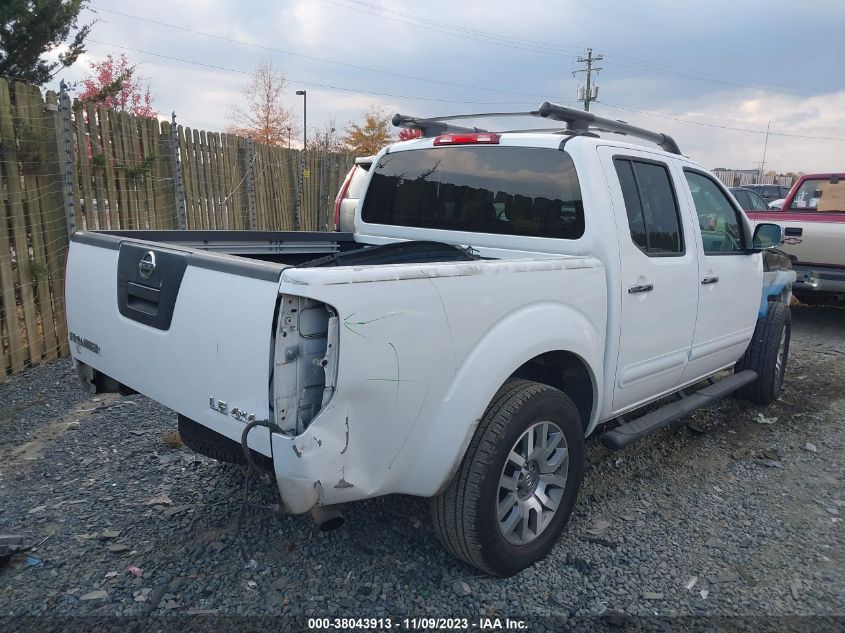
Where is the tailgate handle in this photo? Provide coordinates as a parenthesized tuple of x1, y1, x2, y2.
(126, 281, 160, 315)
(784, 227, 802, 236)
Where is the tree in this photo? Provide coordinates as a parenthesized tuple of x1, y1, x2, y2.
(307, 120, 346, 153)
(78, 53, 156, 118)
(0, 0, 91, 85)
(398, 128, 421, 141)
(341, 105, 395, 155)
(227, 59, 297, 146)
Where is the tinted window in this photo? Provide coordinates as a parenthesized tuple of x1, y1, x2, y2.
(615, 160, 647, 250)
(731, 189, 751, 210)
(346, 165, 369, 198)
(614, 159, 683, 255)
(746, 190, 768, 210)
(361, 147, 584, 239)
(685, 171, 746, 254)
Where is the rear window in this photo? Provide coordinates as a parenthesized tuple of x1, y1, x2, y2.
(789, 178, 844, 212)
(346, 165, 369, 199)
(360, 146, 584, 239)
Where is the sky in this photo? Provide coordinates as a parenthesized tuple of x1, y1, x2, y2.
(47, 0, 845, 173)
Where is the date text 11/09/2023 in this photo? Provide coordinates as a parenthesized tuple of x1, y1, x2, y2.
(306, 617, 528, 630)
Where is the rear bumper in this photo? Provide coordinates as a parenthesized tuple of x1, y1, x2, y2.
(793, 265, 845, 295)
(270, 405, 357, 514)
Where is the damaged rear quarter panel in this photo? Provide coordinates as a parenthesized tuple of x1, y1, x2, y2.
(271, 256, 606, 510)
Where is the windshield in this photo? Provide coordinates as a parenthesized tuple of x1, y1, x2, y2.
(789, 178, 845, 212)
(361, 146, 584, 239)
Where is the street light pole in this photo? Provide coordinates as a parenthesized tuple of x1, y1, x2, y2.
(294, 90, 307, 231)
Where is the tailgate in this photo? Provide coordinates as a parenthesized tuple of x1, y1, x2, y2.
(65, 232, 283, 455)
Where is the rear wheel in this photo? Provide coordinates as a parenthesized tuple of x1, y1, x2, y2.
(431, 380, 585, 576)
(735, 301, 791, 404)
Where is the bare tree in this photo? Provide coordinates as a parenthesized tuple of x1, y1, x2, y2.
(308, 119, 345, 153)
(226, 59, 297, 146)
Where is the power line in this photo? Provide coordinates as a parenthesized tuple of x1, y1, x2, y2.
(84, 40, 533, 107)
(596, 101, 845, 142)
(323, 0, 809, 97)
(85, 39, 538, 106)
(599, 58, 807, 97)
(89, 5, 550, 100)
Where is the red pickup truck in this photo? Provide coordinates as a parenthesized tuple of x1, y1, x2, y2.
(747, 173, 845, 304)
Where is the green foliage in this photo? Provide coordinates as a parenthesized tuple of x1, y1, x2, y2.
(12, 121, 47, 171)
(91, 152, 107, 169)
(0, 0, 92, 85)
(116, 153, 158, 179)
(28, 258, 48, 283)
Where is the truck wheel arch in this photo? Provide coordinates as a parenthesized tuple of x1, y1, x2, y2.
(508, 350, 595, 433)
(394, 302, 604, 499)
(431, 348, 598, 497)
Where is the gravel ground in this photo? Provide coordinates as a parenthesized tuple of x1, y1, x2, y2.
(0, 304, 843, 632)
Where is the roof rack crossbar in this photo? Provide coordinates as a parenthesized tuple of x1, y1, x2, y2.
(537, 102, 681, 155)
(391, 114, 489, 137)
(392, 101, 682, 155)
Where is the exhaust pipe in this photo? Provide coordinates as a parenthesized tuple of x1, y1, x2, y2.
(309, 505, 345, 531)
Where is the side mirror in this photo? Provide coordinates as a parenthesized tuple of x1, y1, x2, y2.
(752, 222, 784, 250)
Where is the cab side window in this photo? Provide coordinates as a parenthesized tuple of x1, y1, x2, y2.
(684, 171, 746, 254)
(614, 158, 683, 255)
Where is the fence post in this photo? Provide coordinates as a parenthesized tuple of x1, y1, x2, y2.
(294, 147, 304, 231)
(171, 112, 188, 230)
(318, 148, 327, 231)
(245, 137, 257, 230)
(58, 81, 76, 234)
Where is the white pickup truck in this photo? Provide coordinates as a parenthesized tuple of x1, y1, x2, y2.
(66, 103, 795, 576)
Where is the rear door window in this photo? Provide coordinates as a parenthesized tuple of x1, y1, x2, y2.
(361, 146, 584, 239)
(614, 158, 683, 255)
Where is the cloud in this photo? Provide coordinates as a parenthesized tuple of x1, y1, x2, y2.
(43, 0, 843, 173)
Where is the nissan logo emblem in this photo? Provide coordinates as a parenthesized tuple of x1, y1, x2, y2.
(138, 251, 156, 279)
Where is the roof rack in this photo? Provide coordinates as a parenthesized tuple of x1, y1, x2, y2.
(391, 101, 682, 155)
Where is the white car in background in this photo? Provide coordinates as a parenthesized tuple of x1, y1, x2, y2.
(333, 155, 375, 232)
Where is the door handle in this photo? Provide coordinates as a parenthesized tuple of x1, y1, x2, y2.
(701, 276, 719, 285)
(627, 283, 654, 294)
(784, 227, 802, 236)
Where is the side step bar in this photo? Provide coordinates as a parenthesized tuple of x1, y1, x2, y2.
(599, 370, 758, 451)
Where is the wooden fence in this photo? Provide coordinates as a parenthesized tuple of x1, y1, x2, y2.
(0, 77, 354, 377)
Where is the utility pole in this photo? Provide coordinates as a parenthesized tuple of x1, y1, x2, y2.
(759, 120, 771, 183)
(573, 48, 603, 111)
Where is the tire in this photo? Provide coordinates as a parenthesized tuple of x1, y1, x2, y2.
(177, 414, 273, 471)
(735, 301, 791, 404)
(431, 379, 585, 576)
